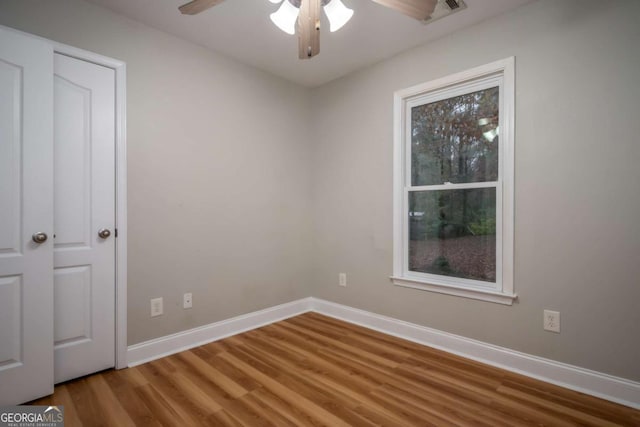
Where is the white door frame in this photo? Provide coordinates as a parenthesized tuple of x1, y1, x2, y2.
(52, 42, 128, 369)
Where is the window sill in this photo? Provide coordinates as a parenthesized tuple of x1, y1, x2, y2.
(390, 276, 517, 305)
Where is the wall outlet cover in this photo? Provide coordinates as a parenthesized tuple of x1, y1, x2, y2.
(183, 292, 193, 309)
(339, 273, 347, 287)
(544, 309, 560, 333)
(151, 297, 163, 317)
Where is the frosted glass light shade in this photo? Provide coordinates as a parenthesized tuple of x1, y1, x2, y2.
(268, 0, 281, 3)
(270, 0, 300, 35)
(323, 0, 353, 32)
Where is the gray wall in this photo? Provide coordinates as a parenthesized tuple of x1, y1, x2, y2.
(2, 0, 639, 383)
(310, 0, 640, 382)
(0, 0, 313, 345)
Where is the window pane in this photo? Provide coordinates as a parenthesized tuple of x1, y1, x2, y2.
(409, 188, 496, 283)
(411, 87, 499, 186)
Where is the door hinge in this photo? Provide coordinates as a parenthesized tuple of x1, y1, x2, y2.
(114, 228, 118, 238)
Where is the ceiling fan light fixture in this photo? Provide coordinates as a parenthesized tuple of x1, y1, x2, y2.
(179, 0, 448, 59)
(323, 0, 353, 32)
(483, 126, 499, 142)
(270, 0, 300, 35)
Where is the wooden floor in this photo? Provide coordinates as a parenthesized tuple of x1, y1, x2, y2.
(32, 313, 640, 426)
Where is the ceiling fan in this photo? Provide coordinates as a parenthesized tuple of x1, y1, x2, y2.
(178, 0, 438, 59)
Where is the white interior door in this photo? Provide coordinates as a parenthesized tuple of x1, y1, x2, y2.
(53, 53, 116, 383)
(0, 27, 54, 405)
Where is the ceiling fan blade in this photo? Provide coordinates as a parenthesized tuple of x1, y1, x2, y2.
(178, 0, 225, 15)
(370, 0, 437, 21)
(298, 0, 321, 59)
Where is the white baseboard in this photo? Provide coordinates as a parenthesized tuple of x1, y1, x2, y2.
(126, 296, 640, 409)
(127, 298, 313, 367)
(310, 298, 640, 410)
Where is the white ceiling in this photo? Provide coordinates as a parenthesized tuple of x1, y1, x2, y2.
(85, 0, 534, 87)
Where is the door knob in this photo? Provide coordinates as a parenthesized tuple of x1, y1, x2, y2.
(32, 232, 48, 244)
(98, 228, 111, 239)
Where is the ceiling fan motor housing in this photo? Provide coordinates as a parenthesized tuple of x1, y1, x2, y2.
(445, 0, 461, 10)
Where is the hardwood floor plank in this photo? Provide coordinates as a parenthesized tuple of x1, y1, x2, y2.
(118, 365, 149, 388)
(286, 314, 352, 340)
(240, 391, 303, 427)
(496, 384, 624, 427)
(192, 347, 263, 392)
(235, 347, 373, 426)
(31, 384, 83, 427)
(85, 374, 137, 427)
(242, 330, 415, 426)
(26, 313, 640, 426)
(165, 353, 273, 426)
(134, 383, 192, 426)
(249, 387, 325, 427)
(352, 404, 419, 427)
(265, 332, 386, 394)
(137, 363, 218, 425)
(402, 355, 505, 390)
(243, 331, 423, 424)
(207, 409, 246, 427)
(278, 321, 400, 369)
(102, 370, 162, 427)
(383, 370, 534, 426)
(377, 383, 524, 427)
(501, 375, 640, 424)
(169, 372, 224, 413)
(252, 329, 382, 393)
(65, 377, 113, 426)
(371, 385, 483, 427)
(219, 350, 354, 427)
(180, 350, 248, 398)
(290, 315, 414, 363)
(56, 386, 84, 427)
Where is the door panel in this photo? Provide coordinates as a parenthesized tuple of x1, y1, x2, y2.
(0, 276, 22, 366)
(53, 76, 92, 248)
(53, 53, 115, 383)
(0, 59, 22, 255)
(0, 26, 54, 405)
(54, 266, 92, 345)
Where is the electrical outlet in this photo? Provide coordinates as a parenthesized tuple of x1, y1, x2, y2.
(544, 310, 560, 333)
(151, 297, 163, 317)
(338, 273, 347, 287)
(183, 292, 193, 309)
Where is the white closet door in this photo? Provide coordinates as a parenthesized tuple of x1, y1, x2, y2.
(53, 53, 116, 383)
(0, 27, 54, 405)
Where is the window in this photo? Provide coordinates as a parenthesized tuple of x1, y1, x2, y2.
(392, 58, 515, 305)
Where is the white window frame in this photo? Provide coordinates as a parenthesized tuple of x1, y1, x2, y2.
(391, 57, 516, 305)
